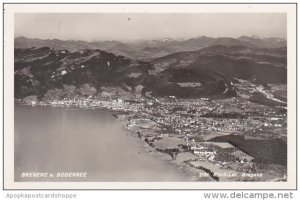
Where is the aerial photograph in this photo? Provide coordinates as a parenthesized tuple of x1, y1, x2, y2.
(14, 13, 287, 182)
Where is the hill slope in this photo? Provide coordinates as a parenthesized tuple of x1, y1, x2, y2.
(14, 45, 287, 101)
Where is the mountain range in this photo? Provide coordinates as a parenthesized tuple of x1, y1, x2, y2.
(15, 36, 287, 60)
(14, 35, 287, 102)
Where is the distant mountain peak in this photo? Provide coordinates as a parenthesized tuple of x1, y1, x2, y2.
(15, 36, 28, 39)
(161, 38, 175, 42)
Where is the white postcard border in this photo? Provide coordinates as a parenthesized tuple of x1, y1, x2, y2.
(3, 3, 297, 189)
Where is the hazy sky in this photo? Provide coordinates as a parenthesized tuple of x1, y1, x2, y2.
(15, 13, 286, 41)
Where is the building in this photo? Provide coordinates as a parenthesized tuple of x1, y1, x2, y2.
(231, 150, 254, 163)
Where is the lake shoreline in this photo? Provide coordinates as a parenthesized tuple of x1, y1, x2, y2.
(15, 103, 208, 182)
(15, 96, 287, 182)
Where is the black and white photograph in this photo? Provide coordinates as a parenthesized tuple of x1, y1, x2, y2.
(3, 3, 297, 190)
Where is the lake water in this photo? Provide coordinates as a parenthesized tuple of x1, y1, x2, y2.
(14, 105, 190, 182)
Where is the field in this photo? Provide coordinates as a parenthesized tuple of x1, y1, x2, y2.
(209, 134, 287, 166)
